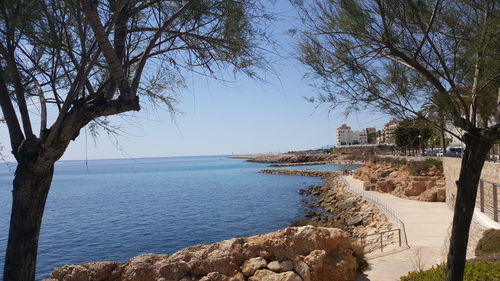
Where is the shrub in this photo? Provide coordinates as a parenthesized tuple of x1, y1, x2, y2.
(370, 155, 407, 166)
(351, 241, 369, 272)
(408, 158, 442, 176)
(388, 157, 408, 167)
(400, 262, 500, 281)
(476, 229, 500, 258)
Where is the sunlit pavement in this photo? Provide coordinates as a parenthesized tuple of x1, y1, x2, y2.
(343, 176, 454, 281)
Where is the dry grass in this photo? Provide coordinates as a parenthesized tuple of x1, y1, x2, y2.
(410, 247, 426, 272)
(475, 229, 500, 261)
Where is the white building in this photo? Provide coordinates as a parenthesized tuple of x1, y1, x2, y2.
(336, 124, 352, 146)
(336, 124, 368, 146)
(355, 130, 368, 144)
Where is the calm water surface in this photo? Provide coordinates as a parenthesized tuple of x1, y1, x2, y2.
(0, 156, 357, 280)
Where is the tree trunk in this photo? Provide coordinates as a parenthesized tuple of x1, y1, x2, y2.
(446, 133, 493, 281)
(441, 128, 446, 154)
(3, 162, 54, 281)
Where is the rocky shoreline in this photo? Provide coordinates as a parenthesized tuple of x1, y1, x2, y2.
(45, 226, 360, 281)
(45, 156, 396, 281)
(258, 169, 393, 251)
(294, 176, 392, 238)
(268, 160, 361, 167)
(237, 153, 340, 164)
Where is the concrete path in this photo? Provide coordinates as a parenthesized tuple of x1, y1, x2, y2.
(343, 176, 454, 281)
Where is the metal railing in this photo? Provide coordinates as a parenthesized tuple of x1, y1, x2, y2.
(477, 179, 499, 222)
(340, 176, 410, 252)
(351, 228, 407, 253)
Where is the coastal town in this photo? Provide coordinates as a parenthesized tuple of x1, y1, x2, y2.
(335, 120, 500, 163)
(335, 120, 399, 146)
(335, 120, 470, 156)
(44, 148, 500, 281)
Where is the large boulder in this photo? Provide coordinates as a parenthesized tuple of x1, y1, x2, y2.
(46, 226, 359, 281)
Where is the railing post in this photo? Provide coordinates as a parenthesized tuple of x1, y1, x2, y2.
(480, 180, 485, 212)
(398, 229, 401, 247)
(380, 232, 383, 252)
(401, 221, 409, 248)
(493, 183, 498, 222)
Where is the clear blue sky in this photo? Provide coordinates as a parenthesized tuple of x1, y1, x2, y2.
(0, 2, 390, 161)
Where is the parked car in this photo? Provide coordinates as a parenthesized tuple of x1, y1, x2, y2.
(488, 154, 500, 162)
(447, 147, 463, 154)
(424, 149, 443, 156)
(435, 149, 444, 157)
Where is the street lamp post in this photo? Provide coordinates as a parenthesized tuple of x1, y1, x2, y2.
(418, 135, 422, 156)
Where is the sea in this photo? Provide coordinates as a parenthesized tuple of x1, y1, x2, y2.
(0, 156, 360, 280)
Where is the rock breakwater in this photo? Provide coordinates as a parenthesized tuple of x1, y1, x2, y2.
(244, 153, 339, 164)
(259, 169, 335, 178)
(44, 226, 359, 281)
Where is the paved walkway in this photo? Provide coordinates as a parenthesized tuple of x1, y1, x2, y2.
(343, 176, 454, 281)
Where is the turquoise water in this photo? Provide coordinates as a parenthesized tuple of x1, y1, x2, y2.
(0, 156, 334, 280)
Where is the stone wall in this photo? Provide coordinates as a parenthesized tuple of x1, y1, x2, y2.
(443, 157, 500, 208)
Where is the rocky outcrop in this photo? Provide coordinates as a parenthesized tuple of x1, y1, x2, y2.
(45, 226, 359, 281)
(353, 161, 445, 202)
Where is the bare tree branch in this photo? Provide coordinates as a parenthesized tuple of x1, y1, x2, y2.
(0, 44, 34, 137)
(0, 68, 24, 151)
(131, 0, 195, 95)
(81, 0, 131, 98)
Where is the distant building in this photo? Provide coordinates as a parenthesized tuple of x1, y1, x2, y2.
(381, 119, 400, 144)
(336, 124, 352, 146)
(336, 124, 368, 146)
(366, 127, 377, 144)
(355, 130, 368, 144)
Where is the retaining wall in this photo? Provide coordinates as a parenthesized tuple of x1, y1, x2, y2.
(443, 157, 500, 227)
(443, 157, 500, 257)
(443, 157, 500, 208)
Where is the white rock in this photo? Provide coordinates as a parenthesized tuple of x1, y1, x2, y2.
(267, 261, 281, 272)
(267, 260, 294, 273)
(249, 269, 302, 281)
(241, 257, 267, 276)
